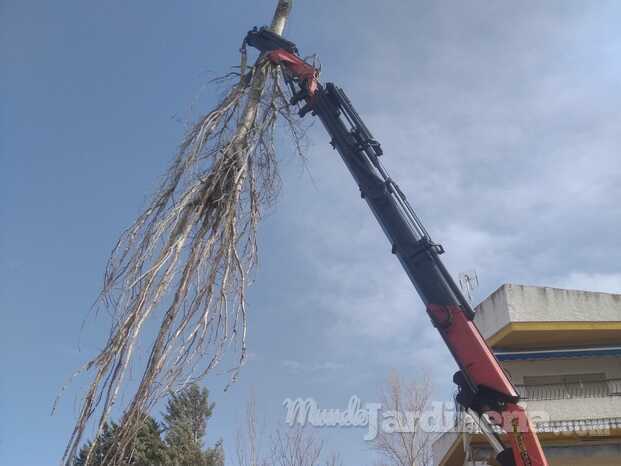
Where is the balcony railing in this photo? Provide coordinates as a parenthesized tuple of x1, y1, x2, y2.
(515, 378, 621, 401)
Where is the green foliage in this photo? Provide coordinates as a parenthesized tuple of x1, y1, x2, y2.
(74, 418, 166, 466)
(203, 441, 224, 466)
(131, 417, 168, 466)
(74, 423, 115, 466)
(163, 384, 220, 466)
(74, 384, 222, 466)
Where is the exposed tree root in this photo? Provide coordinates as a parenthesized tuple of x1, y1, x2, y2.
(57, 1, 302, 464)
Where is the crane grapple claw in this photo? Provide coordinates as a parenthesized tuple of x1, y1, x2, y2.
(245, 26, 298, 54)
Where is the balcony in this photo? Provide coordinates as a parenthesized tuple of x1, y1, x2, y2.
(432, 380, 621, 465)
(515, 378, 621, 401)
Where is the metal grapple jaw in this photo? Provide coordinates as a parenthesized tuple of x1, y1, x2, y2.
(244, 26, 320, 116)
(245, 26, 298, 54)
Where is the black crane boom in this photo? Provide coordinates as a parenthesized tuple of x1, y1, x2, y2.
(246, 27, 548, 466)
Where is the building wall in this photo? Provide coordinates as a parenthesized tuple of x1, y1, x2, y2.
(526, 396, 621, 423)
(474, 284, 621, 340)
(542, 443, 621, 466)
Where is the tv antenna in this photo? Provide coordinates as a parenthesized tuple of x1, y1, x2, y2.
(458, 270, 479, 305)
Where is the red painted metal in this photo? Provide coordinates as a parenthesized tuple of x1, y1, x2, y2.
(428, 304, 548, 466)
(504, 403, 549, 466)
(427, 304, 517, 398)
(266, 49, 320, 98)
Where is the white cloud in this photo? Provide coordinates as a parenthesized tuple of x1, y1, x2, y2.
(312, 361, 345, 371)
(553, 272, 621, 294)
(282, 359, 303, 371)
(281, 359, 346, 373)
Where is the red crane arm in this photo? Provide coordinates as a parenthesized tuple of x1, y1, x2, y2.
(266, 49, 320, 98)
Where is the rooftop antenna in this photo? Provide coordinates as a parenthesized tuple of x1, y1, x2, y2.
(458, 270, 479, 305)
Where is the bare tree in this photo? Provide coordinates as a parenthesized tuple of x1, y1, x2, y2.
(371, 371, 434, 466)
(236, 393, 341, 466)
(56, 1, 307, 465)
(269, 426, 323, 466)
(236, 395, 268, 466)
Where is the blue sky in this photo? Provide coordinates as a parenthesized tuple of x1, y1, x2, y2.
(2, 1, 621, 465)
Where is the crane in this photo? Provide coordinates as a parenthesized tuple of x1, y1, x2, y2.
(245, 27, 549, 466)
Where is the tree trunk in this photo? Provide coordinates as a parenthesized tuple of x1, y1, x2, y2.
(235, 0, 293, 143)
(270, 0, 293, 35)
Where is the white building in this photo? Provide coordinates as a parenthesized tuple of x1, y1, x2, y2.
(433, 284, 621, 466)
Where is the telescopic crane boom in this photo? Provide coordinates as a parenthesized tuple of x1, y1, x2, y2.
(246, 27, 548, 466)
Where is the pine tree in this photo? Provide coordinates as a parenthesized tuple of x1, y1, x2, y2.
(163, 384, 222, 466)
(74, 422, 115, 466)
(204, 440, 224, 466)
(74, 384, 222, 466)
(74, 417, 166, 466)
(130, 417, 168, 466)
